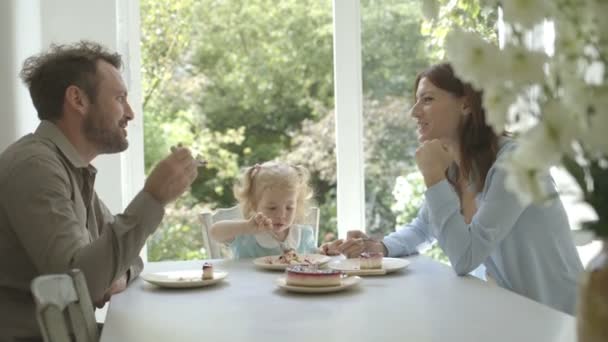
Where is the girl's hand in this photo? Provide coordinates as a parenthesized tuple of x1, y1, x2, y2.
(248, 212, 273, 233)
(320, 239, 344, 256)
(415, 139, 452, 187)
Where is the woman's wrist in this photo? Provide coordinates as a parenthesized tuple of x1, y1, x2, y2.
(423, 172, 445, 187)
(380, 241, 388, 257)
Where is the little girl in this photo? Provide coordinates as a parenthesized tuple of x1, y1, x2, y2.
(209, 161, 318, 259)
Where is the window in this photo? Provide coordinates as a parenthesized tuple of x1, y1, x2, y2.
(141, 0, 335, 260)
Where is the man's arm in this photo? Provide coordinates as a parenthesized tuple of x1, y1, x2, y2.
(4, 155, 164, 301)
(127, 256, 144, 283)
(6, 147, 196, 302)
(96, 199, 144, 284)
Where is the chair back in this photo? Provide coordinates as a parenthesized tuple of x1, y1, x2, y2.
(200, 205, 241, 259)
(200, 205, 321, 259)
(30, 269, 98, 342)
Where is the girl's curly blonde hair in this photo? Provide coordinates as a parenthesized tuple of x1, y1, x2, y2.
(233, 161, 314, 223)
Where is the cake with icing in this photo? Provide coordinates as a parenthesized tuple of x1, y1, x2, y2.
(277, 249, 299, 264)
(202, 262, 214, 280)
(285, 265, 342, 287)
(359, 252, 383, 269)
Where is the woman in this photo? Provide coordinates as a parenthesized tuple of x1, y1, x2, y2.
(332, 63, 583, 315)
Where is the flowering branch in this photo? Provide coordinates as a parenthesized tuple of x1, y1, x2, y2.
(423, 0, 608, 236)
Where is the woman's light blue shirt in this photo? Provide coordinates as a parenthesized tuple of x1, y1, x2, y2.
(230, 224, 317, 259)
(383, 139, 583, 314)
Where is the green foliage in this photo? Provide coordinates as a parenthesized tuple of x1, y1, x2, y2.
(563, 156, 608, 238)
(286, 96, 420, 238)
(191, 0, 334, 166)
(362, 0, 430, 98)
(141, 0, 494, 263)
(421, 0, 498, 61)
(147, 197, 208, 261)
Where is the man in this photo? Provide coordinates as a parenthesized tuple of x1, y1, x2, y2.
(0, 41, 199, 340)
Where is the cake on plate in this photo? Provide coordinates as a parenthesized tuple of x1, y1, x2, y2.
(277, 249, 299, 264)
(359, 252, 383, 269)
(202, 262, 214, 280)
(285, 265, 342, 287)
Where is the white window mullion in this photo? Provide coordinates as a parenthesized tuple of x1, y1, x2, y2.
(332, 0, 366, 238)
(117, 0, 147, 261)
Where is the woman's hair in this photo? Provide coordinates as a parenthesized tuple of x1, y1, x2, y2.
(233, 161, 314, 223)
(414, 63, 499, 192)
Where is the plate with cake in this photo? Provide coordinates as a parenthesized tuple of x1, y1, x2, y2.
(141, 262, 227, 288)
(253, 249, 331, 270)
(328, 253, 410, 276)
(276, 265, 361, 293)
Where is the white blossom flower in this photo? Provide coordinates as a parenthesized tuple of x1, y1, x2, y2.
(539, 99, 581, 155)
(445, 28, 504, 89)
(553, 21, 586, 58)
(392, 172, 424, 212)
(513, 127, 561, 169)
(430, 0, 607, 214)
(502, 45, 548, 86)
(482, 85, 516, 133)
(501, 0, 554, 29)
(501, 151, 548, 205)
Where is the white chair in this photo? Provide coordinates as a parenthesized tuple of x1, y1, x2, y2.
(200, 205, 320, 259)
(30, 269, 98, 342)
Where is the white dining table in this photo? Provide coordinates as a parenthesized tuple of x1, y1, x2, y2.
(100, 255, 576, 342)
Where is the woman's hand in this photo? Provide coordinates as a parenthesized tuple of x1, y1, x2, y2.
(319, 239, 344, 256)
(415, 139, 453, 187)
(337, 230, 387, 258)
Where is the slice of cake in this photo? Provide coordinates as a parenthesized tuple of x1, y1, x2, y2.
(359, 252, 383, 269)
(277, 249, 299, 265)
(285, 265, 342, 287)
(202, 262, 214, 280)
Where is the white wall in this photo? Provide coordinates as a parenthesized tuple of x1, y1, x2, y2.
(0, 0, 41, 150)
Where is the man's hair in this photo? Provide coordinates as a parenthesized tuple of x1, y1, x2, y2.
(19, 40, 122, 121)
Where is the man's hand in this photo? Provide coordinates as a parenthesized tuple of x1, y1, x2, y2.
(94, 274, 128, 308)
(144, 147, 198, 206)
(319, 239, 344, 256)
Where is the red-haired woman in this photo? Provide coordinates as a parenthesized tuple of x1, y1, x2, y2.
(332, 63, 583, 315)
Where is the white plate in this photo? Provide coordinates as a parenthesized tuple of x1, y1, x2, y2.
(328, 257, 410, 274)
(276, 276, 361, 293)
(253, 254, 332, 270)
(141, 270, 228, 288)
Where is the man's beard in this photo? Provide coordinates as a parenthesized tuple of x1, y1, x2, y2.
(82, 108, 128, 154)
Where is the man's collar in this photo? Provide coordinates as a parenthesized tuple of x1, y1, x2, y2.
(35, 120, 90, 169)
